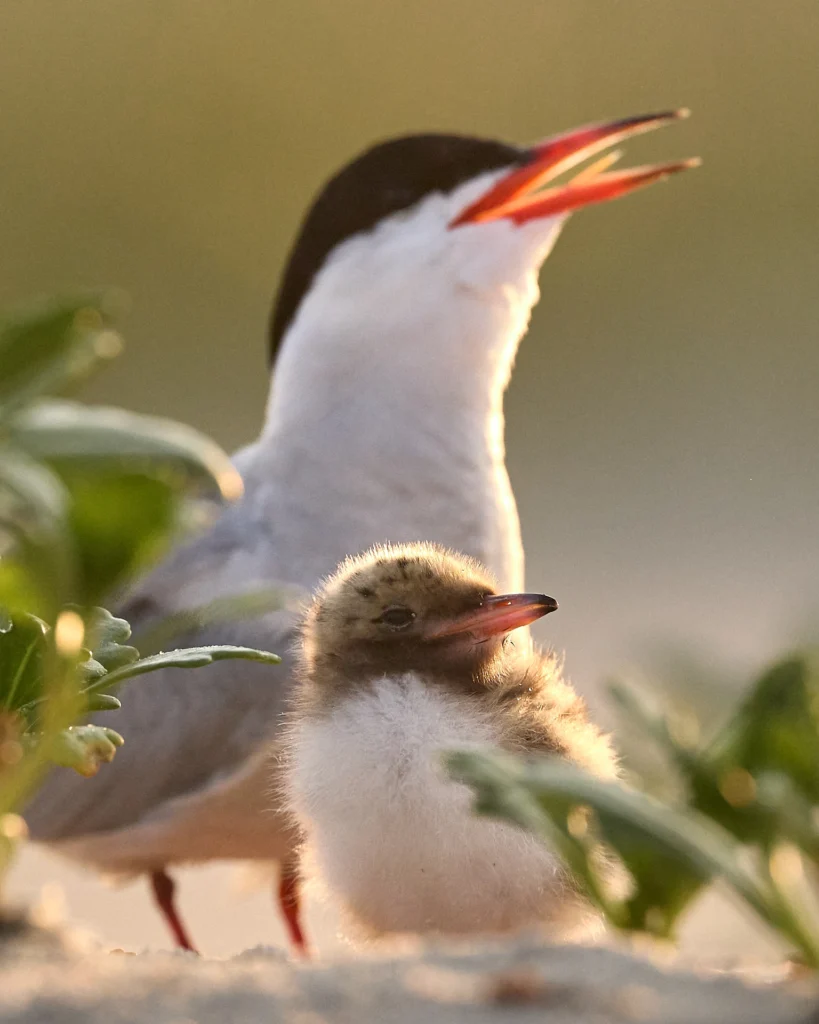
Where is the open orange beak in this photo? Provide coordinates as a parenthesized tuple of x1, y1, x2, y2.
(450, 109, 699, 228)
(427, 593, 558, 643)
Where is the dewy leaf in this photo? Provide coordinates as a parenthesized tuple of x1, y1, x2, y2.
(48, 724, 124, 777)
(82, 645, 281, 694)
(11, 400, 243, 502)
(0, 295, 122, 420)
(77, 656, 108, 684)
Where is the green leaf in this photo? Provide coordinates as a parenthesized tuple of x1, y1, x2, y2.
(689, 654, 819, 845)
(48, 724, 124, 777)
(11, 400, 243, 502)
(0, 563, 45, 625)
(0, 446, 74, 616)
(5, 402, 245, 605)
(59, 471, 177, 605)
(83, 607, 138, 670)
(0, 295, 122, 421)
(83, 693, 121, 713)
(0, 613, 49, 716)
(447, 750, 784, 940)
(77, 656, 108, 684)
(82, 644, 281, 694)
(707, 654, 819, 799)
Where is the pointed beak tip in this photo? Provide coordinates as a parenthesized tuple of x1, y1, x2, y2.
(451, 107, 697, 229)
(653, 156, 701, 184)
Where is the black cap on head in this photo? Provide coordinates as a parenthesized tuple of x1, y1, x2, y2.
(268, 133, 528, 365)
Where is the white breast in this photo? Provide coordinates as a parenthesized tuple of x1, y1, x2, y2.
(284, 675, 585, 939)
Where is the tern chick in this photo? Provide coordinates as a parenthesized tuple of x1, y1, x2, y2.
(284, 543, 617, 940)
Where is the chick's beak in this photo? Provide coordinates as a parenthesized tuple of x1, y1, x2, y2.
(450, 109, 699, 228)
(427, 593, 558, 642)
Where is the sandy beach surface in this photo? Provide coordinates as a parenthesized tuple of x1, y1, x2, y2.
(1, 918, 814, 1024)
(3, 847, 817, 1024)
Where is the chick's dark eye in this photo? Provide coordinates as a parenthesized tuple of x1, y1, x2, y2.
(378, 605, 416, 630)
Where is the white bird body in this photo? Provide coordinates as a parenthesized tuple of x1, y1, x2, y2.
(286, 673, 574, 937)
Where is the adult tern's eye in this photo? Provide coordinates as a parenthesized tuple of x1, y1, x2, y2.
(378, 606, 416, 630)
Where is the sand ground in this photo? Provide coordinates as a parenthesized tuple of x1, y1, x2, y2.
(3, 845, 815, 1024)
(1, 919, 813, 1024)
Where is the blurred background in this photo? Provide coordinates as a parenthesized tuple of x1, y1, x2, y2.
(2, 0, 817, 958)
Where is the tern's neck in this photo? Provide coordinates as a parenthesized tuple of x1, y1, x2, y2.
(250, 257, 544, 591)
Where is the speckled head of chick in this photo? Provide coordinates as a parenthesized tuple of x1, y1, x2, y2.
(298, 542, 557, 697)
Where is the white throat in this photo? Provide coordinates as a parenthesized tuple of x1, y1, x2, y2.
(250, 176, 565, 591)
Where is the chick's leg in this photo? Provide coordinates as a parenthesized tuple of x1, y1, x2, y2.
(278, 858, 309, 957)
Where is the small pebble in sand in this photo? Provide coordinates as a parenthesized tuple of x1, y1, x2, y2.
(486, 969, 573, 1006)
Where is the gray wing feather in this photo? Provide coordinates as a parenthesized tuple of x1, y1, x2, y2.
(24, 499, 306, 843)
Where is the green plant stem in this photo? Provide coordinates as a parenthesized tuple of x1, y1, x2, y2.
(0, 647, 83, 820)
(754, 851, 819, 968)
(2, 637, 38, 711)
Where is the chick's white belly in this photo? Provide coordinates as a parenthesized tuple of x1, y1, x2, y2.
(287, 676, 571, 936)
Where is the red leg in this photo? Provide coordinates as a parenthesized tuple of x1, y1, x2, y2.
(150, 869, 198, 954)
(278, 861, 309, 958)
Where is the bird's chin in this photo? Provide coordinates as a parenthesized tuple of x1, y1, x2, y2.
(431, 634, 506, 677)
(336, 636, 506, 686)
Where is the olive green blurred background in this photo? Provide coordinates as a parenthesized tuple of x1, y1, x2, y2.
(3, 1, 818, 954)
